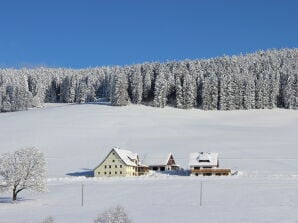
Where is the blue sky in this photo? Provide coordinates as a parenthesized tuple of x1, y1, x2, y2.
(0, 0, 297, 68)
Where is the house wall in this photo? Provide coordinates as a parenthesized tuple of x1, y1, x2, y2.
(94, 151, 137, 177)
(190, 172, 230, 176)
(125, 166, 138, 176)
(149, 165, 180, 171)
(190, 166, 217, 170)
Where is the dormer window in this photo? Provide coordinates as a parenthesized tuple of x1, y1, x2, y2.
(199, 160, 210, 163)
(197, 153, 211, 163)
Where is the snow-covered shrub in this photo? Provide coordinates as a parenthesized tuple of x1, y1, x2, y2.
(40, 216, 55, 223)
(94, 205, 132, 223)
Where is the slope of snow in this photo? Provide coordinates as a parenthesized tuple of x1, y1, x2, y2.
(0, 104, 298, 222)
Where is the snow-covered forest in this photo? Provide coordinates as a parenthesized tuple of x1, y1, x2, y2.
(0, 48, 297, 112)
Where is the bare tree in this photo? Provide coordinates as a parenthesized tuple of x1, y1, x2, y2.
(94, 205, 132, 223)
(0, 147, 47, 201)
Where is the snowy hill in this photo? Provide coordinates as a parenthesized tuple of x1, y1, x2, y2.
(0, 104, 298, 222)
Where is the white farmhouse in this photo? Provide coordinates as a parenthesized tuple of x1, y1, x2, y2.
(94, 148, 148, 177)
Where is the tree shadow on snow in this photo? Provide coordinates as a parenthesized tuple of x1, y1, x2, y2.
(153, 169, 191, 176)
(0, 197, 33, 203)
(66, 168, 94, 177)
(0, 197, 12, 203)
(86, 98, 112, 106)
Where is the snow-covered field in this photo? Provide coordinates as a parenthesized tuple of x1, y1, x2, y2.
(0, 104, 298, 222)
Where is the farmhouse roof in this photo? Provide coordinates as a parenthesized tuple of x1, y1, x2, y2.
(189, 152, 218, 167)
(113, 148, 139, 167)
(142, 153, 179, 166)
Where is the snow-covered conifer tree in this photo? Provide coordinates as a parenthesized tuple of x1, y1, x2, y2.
(128, 65, 143, 104)
(202, 72, 219, 110)
(111, 70, 129, 106)
(142, 63, 154, 102)
(182, 71, 196, 109)
(153, 68, 168, 107)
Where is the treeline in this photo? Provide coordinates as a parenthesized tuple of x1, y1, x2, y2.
(0, 48, 297, 112)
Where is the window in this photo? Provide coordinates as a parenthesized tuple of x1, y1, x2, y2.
(112, 160, 115, 162)
(203, 173, 212, 176)
(115, 171, 117, 174)
(113, 152, 115, 155)
(120, 165, 122, 168)
(115, 165, 117, 168)
(98, 172, 100, 175)
(104, 172, 107, 175)
(199, 160, 210, 163)
(109, 172, 111, 175)
(104, 165, 107, 169)
(109, 165, 111, 168)
(120, 171, 122, 174)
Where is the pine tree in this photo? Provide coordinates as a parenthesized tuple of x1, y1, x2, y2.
(153, 69, 167, 107)
(111, 71, 129, 106)
(128, 65, 143, 104)
(202, 72, 219, 110)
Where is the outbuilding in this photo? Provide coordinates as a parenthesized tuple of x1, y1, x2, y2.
(142, 153, 180, 171)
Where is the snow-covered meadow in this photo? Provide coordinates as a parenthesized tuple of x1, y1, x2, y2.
(0, 104, 298, 222)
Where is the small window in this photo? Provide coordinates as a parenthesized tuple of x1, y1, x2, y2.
(115, 165, 117, 168)
(199, 160, 210, 163)
(120, 171, 122, 174)
(203, 173, 212, 176)
(115, 171, 117, 174)
(104, 172, 107, 175)
(104, 165, 107, 169)
(109, 172, 111, 175)
(112, 160, 115, 162)
(120, 165, 122, 168)
(98, 172, 100, 175)
(109, 165, 111, 168)
(113, 152, 115, 155)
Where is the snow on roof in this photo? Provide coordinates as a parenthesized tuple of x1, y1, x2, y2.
(141, 153, 177, 166)
(189, 152, 218, 167)
(113, 148, 139, 167)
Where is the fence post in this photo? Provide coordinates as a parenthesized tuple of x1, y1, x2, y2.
(81, 183, 84, 207)
(200, 181, 203, 206)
